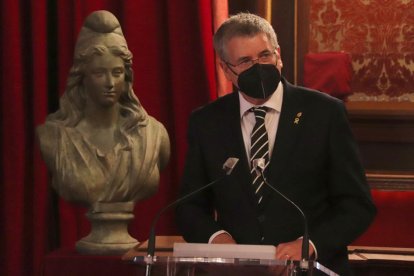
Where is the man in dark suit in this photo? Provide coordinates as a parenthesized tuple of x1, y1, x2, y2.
(176, 13, 376, 275)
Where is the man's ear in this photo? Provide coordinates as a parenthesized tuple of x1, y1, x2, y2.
(219, 60, 233, 81)
(275, 47, 283, 70)
(219, 60, 227, 71)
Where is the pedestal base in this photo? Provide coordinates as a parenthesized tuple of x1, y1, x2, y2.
(76, 239, 138, 255)
(76, 202, 139, 255)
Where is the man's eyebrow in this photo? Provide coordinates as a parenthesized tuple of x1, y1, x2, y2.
(235, 55, 250, 63)
(236, 49, 272, 63)
(259, 49, 272, 55)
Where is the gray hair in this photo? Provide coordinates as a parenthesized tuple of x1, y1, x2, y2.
(213, 13, 279, 61)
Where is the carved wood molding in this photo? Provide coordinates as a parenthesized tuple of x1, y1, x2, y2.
(366, 171, 414, 191)
(346, 101, 414, 143)
(346, 101, 414, 120)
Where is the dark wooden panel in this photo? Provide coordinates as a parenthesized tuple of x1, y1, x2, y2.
(360, 143, 414, 171)
(349, 246, 414, 276)
(346, 101, 414, 190)
(271, 1, 295, 83)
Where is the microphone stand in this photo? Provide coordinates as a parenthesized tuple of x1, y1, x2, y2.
(253, 159, 309, 272)
(145, 158, 239, 276)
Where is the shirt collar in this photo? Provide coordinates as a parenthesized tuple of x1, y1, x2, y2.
(239, 81, 283, 118)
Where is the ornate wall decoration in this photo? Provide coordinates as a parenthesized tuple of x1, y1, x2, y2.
(309, 0, 414, 101)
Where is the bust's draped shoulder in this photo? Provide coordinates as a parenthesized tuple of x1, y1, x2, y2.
(36, 118, 170, 204)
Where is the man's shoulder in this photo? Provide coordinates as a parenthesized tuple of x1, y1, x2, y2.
(285, 80, 344, 111)
(191, 93, 237, 118)
(287, 79, 339, 100)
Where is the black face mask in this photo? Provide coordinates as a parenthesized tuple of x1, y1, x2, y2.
(237, 63, 281, 99)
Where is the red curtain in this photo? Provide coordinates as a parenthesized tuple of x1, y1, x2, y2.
(0, 1, 228, 275)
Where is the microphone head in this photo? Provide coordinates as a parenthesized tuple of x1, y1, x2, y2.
(252, 158, 265, 174)
(223, 158, 239, 175)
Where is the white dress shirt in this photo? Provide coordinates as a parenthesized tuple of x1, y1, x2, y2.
(239, 82, 283, 164)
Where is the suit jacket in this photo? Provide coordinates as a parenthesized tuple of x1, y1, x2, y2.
(176, 78, 376, 275)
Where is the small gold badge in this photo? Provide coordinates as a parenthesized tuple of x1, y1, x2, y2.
(294, 112, 302, 125)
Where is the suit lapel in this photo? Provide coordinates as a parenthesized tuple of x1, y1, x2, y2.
(261, 79, 306, 204)
(220, 93, 259, 207)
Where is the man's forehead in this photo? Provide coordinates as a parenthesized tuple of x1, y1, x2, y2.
(226, 34, 272, 56)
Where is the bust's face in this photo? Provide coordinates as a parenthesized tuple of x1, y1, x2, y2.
(83, 51, 125, 107)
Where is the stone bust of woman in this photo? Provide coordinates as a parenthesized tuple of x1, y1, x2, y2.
(36, 10, 170, 254)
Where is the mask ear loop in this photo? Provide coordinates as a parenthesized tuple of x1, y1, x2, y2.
(225, 62, 239, 76)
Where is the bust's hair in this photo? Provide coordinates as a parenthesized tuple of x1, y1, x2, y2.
(213, 12, 279, 61)
(46, 44, 148, 146)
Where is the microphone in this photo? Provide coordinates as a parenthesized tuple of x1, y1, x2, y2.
(145, 157, 239, 276)
(252, 158, 310, 270)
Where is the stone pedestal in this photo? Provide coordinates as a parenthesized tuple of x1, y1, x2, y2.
(76, 202, 139, 255)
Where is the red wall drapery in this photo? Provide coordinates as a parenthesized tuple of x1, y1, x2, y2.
(1, 0, 49, 275)
(0, 1, 228, 275)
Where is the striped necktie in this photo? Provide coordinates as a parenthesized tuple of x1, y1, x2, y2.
(250, 106, 269, 205)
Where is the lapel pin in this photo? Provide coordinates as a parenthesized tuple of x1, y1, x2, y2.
(294, 112, 302, 125)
